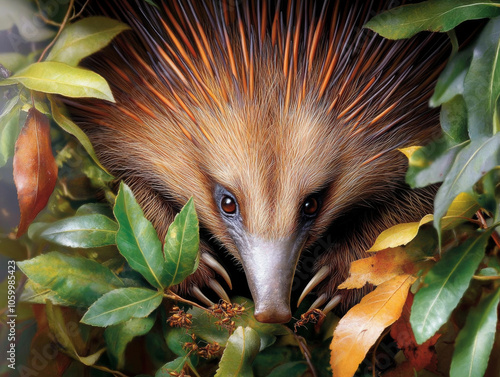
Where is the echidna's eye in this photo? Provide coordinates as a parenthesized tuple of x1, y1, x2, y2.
(303, 196, 319, 217)
(221, 195, 237, 214)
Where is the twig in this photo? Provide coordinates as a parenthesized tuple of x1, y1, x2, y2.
(35, 0, 62, 26)
(37, 0, 75, 62)
(164, 290, 211, 312)
(476, 210, 500, 250)
(286, 328, 318, 377)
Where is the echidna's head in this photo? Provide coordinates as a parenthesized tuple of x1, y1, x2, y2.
(72, 0, 444, 323)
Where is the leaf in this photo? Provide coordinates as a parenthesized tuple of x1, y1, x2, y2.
(21, 279, 74, 307)
(81, 287, 162, 327)
(368, 214, 434, 252)
(433, 134, 500, 231)
(398, 146, 421, 160)
(46, 16, 130, 66)
(215, 326, 261, 377)
(390, 294, 440, 373)
(45, 301, 106, 366)
(114, 182, 165, 289)
(105, 316, 155, 369)
(13, 107, 58, 236)
(155, 356, 189, 376)
(440, 96, 469, 144)
(190, 297, 287, 350)
(330, 274, 416, 377)
(430, 46, 473, 107)
(464, 17, 500, 138)
(339, 248, 419, 289)
(406, 138, 468, 188)
(0, 53, 28, 73)
(410, 230, 492, 344)
(49, 96, 112, 174)
(365, 0, 500, 40)
(39, 214, 118, 248)
(0, 62, 115, 102)
(450, 288, 500, 377)
(441, 192, 480, 230)
(267, 362, 309, 377)
(0, 100, 21, 168)
(17, 251, 124, 307)
(161, 197, 200, 287)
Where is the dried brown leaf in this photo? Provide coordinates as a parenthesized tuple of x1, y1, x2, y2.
(13, 107, 58, 236)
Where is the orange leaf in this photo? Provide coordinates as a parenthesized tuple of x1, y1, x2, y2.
(330, 274, 417, 377)
(390, 294, 440, 372)
(13, 107, 58, 237)
(339, 248, 417, 289)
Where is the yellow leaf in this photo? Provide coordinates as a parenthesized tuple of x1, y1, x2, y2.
(339, 248, 417, 289)
(442, 192, 480, 230)
(398, 146, 421, 160)
(367, 214, 433, 252)
(330, 274, 417, 377)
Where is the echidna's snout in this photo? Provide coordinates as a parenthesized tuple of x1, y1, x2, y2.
(235, 235, 304, 323)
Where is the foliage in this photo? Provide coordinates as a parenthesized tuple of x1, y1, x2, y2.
(0, 0, 499, 377)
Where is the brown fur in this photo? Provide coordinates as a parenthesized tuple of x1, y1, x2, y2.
(68, 0, 445, 310)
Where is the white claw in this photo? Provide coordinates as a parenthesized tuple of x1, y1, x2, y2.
(191, 285, 214, 307)
(308, 293, 328, 311)
(322, 295, 342, 315)
(297, 266, 330, 307)
(201, 253, 233, 289)
(208, 278, 230, 302)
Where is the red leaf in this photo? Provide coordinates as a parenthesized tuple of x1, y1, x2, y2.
(13, 107, 58, 237)
(390, 293, 440, 372)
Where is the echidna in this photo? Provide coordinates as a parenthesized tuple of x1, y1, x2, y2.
(67, 0, 445, 323)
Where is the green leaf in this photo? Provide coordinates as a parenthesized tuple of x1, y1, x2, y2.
(450, 288, 500, 377)
(81, 287, 162, 327)
(365, 0, 500, 40)
(406, 138, 468, 188)
(114, 182, 165, 289)
(49, 96, 112, 175)
(46, 301, 106, 366)
(0, 53, 28, 73)
(105, 316, 155, 369)
(165, 327, 194, 357)
(190, 297, 287, 350)
(161, 197, 200, 287)
(76, 203, 114, 218)
(215, 327, 261, 377)
(430, 46, 473, 107)
(0, 101, 20, 167)
(46, 16, 130, 66)
(440, 96, 469, 144)
(21, 279, 74, 306)
(17, 251, 124, 307)
(0, 62, 115, 102)
(155, 356, 189, 377)
(464, 17, 500, 138)
(39, 214, 118, 248)
(410, 230, 492, 344)
(267, 361, 309, 377)
(433, 134, 500, 231)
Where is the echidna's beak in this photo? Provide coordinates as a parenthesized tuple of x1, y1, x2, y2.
(237, 236, 304, 323)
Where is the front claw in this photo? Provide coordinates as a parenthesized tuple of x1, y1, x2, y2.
(175, 248, 232, 308)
